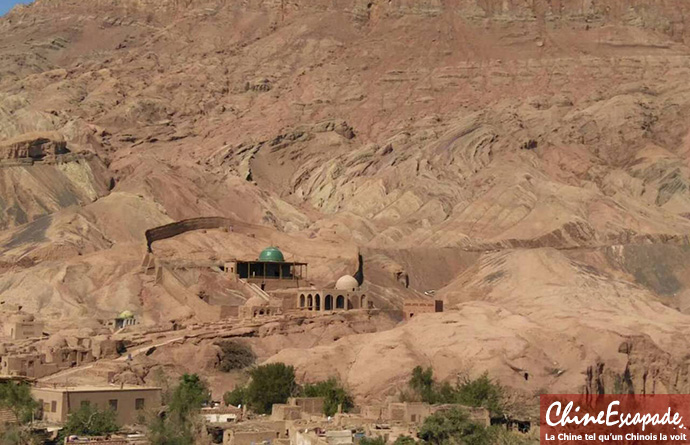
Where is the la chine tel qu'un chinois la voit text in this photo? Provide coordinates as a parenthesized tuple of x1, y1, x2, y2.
(544, 400, 688, 442)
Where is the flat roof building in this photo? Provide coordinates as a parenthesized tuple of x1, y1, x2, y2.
(4, 313, 44, 340)
(403, 300, 443, 320)
(32, 385, 162, 426)
(227, 247, 308, 291)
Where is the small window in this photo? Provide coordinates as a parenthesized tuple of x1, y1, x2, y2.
(51, 401, 57, 412)
(109, 399, 118, 411)
(135, 398, 145, 410)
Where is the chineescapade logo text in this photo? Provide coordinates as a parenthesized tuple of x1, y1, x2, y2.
(540, 394, 690, 444)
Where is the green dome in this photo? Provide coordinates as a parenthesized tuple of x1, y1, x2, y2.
(117, 310, 135, 319)
(258, 246, 285, 262)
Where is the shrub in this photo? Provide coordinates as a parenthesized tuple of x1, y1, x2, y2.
(62, 404, 119, 437)
(148, 414, 196, 445)
(418, 408, 490, 445)
(1, 425, 42, 445)
(148, 373, 210, 445)
(393, 435, 416, 445)
(409, 366, 435, 403)
(168, 373, 211, 421)
(0, 382, 38, 424)
(454, 373, 503, 416)
(406, 368, 504, 416)
(223, 386, 247, 407)
(217, 341, 256, 372)
(246, 363, 297, 414)
(300, 378, 354, 416)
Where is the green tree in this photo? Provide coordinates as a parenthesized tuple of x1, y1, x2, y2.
(406, 368, 504, 416)
(393, 435, 416, 445)
(410, 366, 435, 403)
(301, 378, 354, 416)
(0, 381, 38, 424)
(62, 404, 119, 437)
(148, 373, 210, 445)
(246, 363, 297, 414)
(455, 373, 503, 416)
(1, 425, 42, 445)
(434, 382, 457, 404)
(223, 385, 247, 407)
(147, 414, 196, 445)
(418, 408, 490, 445)
(168, 373, 211, 421)
(216, 341, 256, 372)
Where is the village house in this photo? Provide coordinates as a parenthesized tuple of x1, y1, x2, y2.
(361, 401, 489, 426)
(287, 398, 325, 416)
(3, 313, 45, 340)
(0, 338, 99, 380)
(0, 352, 59, 379)
(293, 429, 354, 445)
(402, 300, 443, 320)
(202, 405, 242, 424)
(64, 434, 148, 444)
(271, 397, 326, 421)
(32, 385, 162, 425)
(223, 396, 494, 445)
(222, 420, 288, 445)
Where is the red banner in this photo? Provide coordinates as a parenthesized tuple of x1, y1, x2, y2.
(540, 395, 690, 444)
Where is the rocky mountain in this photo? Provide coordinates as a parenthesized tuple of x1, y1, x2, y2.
(2, 0, 690, 400)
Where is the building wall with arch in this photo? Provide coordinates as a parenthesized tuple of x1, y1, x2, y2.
(294, 290, 372, 313)
(238, 304, 283, 319)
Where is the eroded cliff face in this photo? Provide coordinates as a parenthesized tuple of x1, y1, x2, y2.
(2, 0, 690, 399)
(6, 0, 690, 26)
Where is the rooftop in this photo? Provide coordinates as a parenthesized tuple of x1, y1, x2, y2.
(33, 385, 161, 393)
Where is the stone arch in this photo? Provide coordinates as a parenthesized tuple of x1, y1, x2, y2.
(315, 294, 321, 311)
(259, 309, 265, 316)
(325, 295, 333, 311)
(361, 294, 367, 308)
(336, 295, 345, 309)
(307, 295, 313, 309)
(347, 297, 354, 309)
(299, 294, 305, 308)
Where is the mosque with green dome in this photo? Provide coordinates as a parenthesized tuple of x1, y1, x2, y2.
(229, 246, 308, 290)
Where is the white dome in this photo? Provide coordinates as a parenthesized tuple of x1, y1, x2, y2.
(335, 275, 359, 291)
